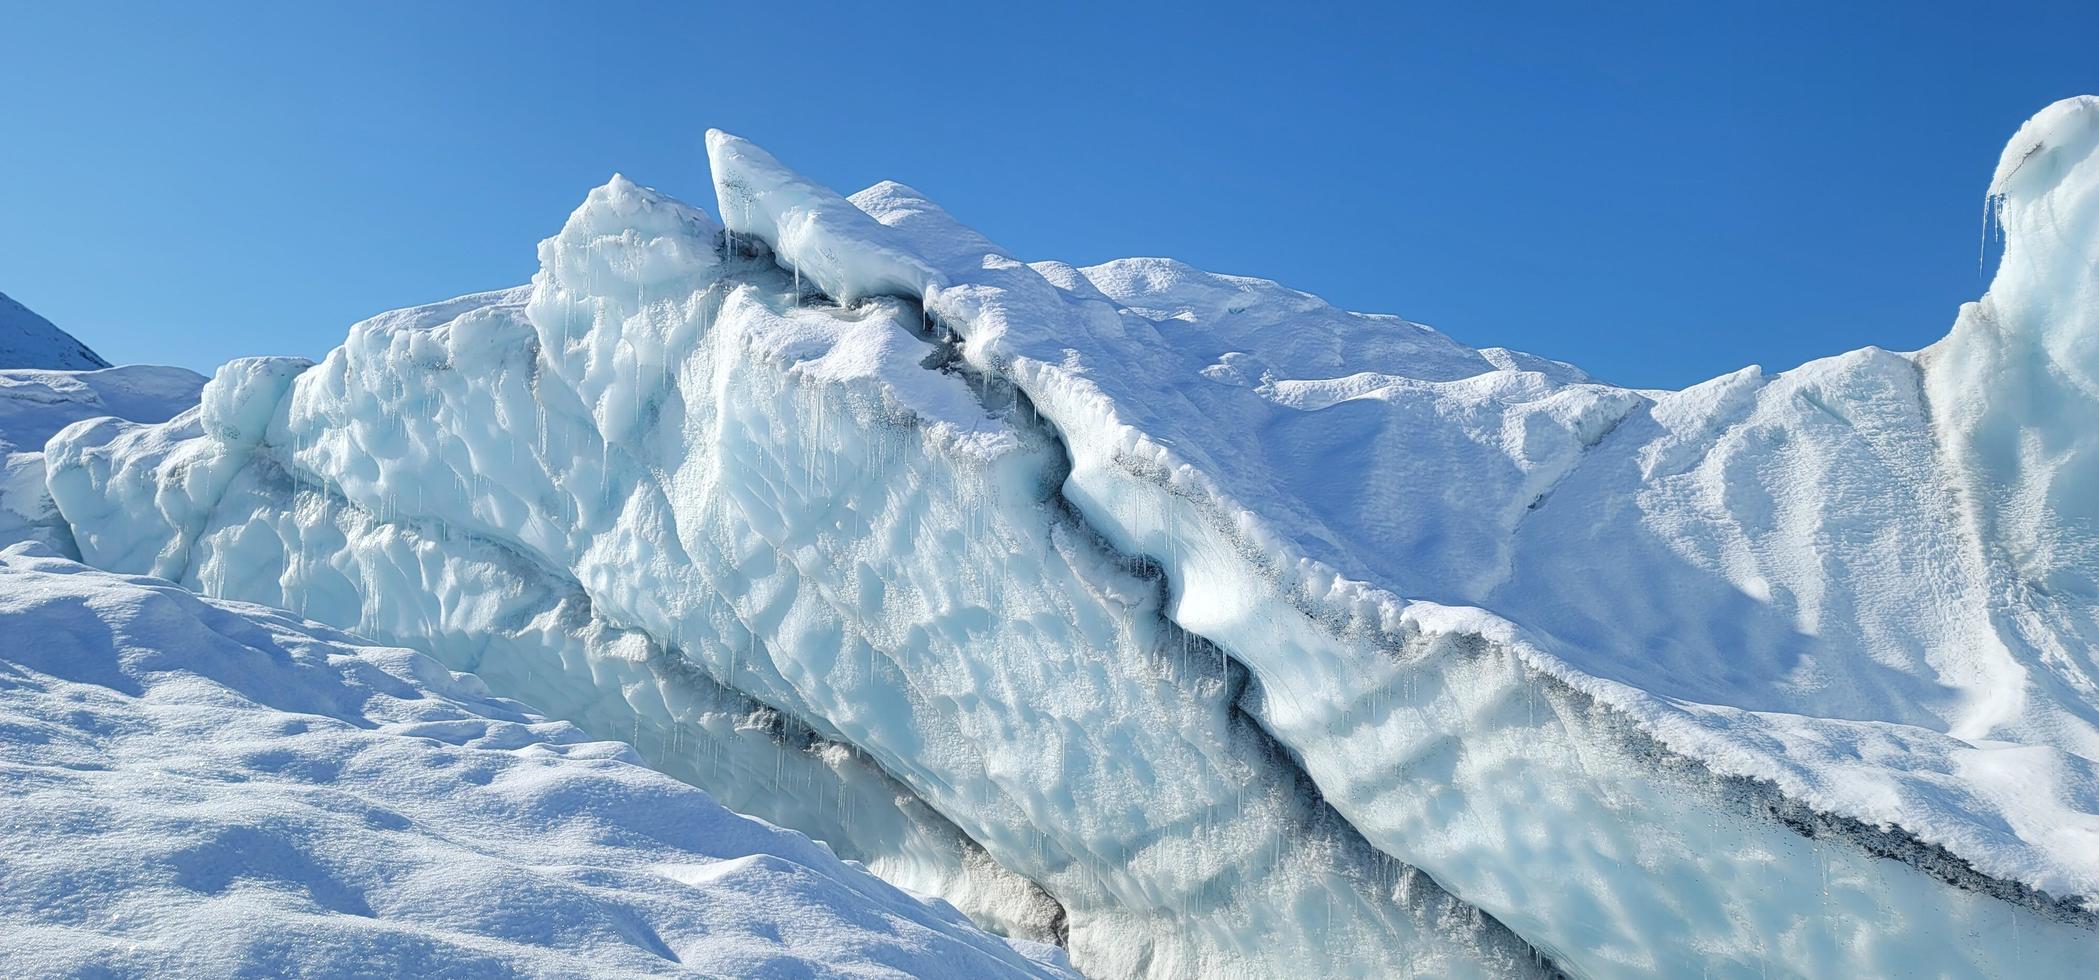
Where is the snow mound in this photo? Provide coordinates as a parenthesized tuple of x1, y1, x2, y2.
(0, 546, 1073, 978)
(34, 99, 2099, 977)
(0, 291, 110, 370)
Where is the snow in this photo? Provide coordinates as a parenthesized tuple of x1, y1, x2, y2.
(22, 99, 2099, 976)
(0, 291, 109, 370)
(0, 545, 1072, 977)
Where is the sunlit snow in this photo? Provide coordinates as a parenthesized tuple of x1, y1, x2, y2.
(5, 98, 2099, 977)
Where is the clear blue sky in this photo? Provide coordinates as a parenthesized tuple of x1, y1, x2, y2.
(4, 1, 2095, 389)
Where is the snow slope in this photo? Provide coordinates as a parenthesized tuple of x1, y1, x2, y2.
(35, 98, 2099, 976)
(0, 546, 1073, 978)
(0, 291, 110, 370)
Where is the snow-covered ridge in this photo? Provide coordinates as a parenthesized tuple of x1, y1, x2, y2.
(35, 98, 2099, 976)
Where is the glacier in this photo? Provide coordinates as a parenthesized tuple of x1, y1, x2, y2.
(13, 97, 2099, 976)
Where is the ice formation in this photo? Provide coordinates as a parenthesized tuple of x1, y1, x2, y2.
(41, 185, 1543, 978)
(0, 361, 202, 552)
(27, 98, 2099, 976)
(0, 547, 1071, 977)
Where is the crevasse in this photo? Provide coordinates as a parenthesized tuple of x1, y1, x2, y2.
(44, 100, 2099, 977)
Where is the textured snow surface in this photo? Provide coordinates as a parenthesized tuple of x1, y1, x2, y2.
(0, 291, 110, 370)
(27, 99, 2099, 977)
(0, 547, 1073, 978)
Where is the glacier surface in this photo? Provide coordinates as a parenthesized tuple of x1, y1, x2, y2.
(23, 98, 2099, 976)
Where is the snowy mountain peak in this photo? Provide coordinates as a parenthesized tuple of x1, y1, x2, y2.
(0, 291, 110, 371)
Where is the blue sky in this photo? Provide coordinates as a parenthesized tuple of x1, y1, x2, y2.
(4, 1, 2095, 388)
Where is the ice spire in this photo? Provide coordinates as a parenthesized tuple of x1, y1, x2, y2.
(1926, 96, 2099, 599)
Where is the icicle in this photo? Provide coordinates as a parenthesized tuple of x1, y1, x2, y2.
(1980, 192, 1992, 274)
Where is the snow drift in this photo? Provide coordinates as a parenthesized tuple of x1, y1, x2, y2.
(35, 98, 2099, 976)
(0, 546, 1071, 977)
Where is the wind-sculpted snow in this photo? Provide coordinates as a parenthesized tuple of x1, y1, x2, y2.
(0, 547, 1073, 978)
(41, 101, 2099, 976)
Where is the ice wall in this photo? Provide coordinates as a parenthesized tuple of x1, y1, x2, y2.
(703, 126, 2099, 975)
(46, 180, 1548, 977)
(1927, 95, 2099, 657)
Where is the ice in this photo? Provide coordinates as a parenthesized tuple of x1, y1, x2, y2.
(0, 362, 202, 553)
(1927, 95, 2099, 610)
(712, 123, 2099, 973)
(0, 545, 1073, 978)
(33, 102, 2099, 976)
(46, 180, 1545, 976)
(706, 135, 939, 305)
